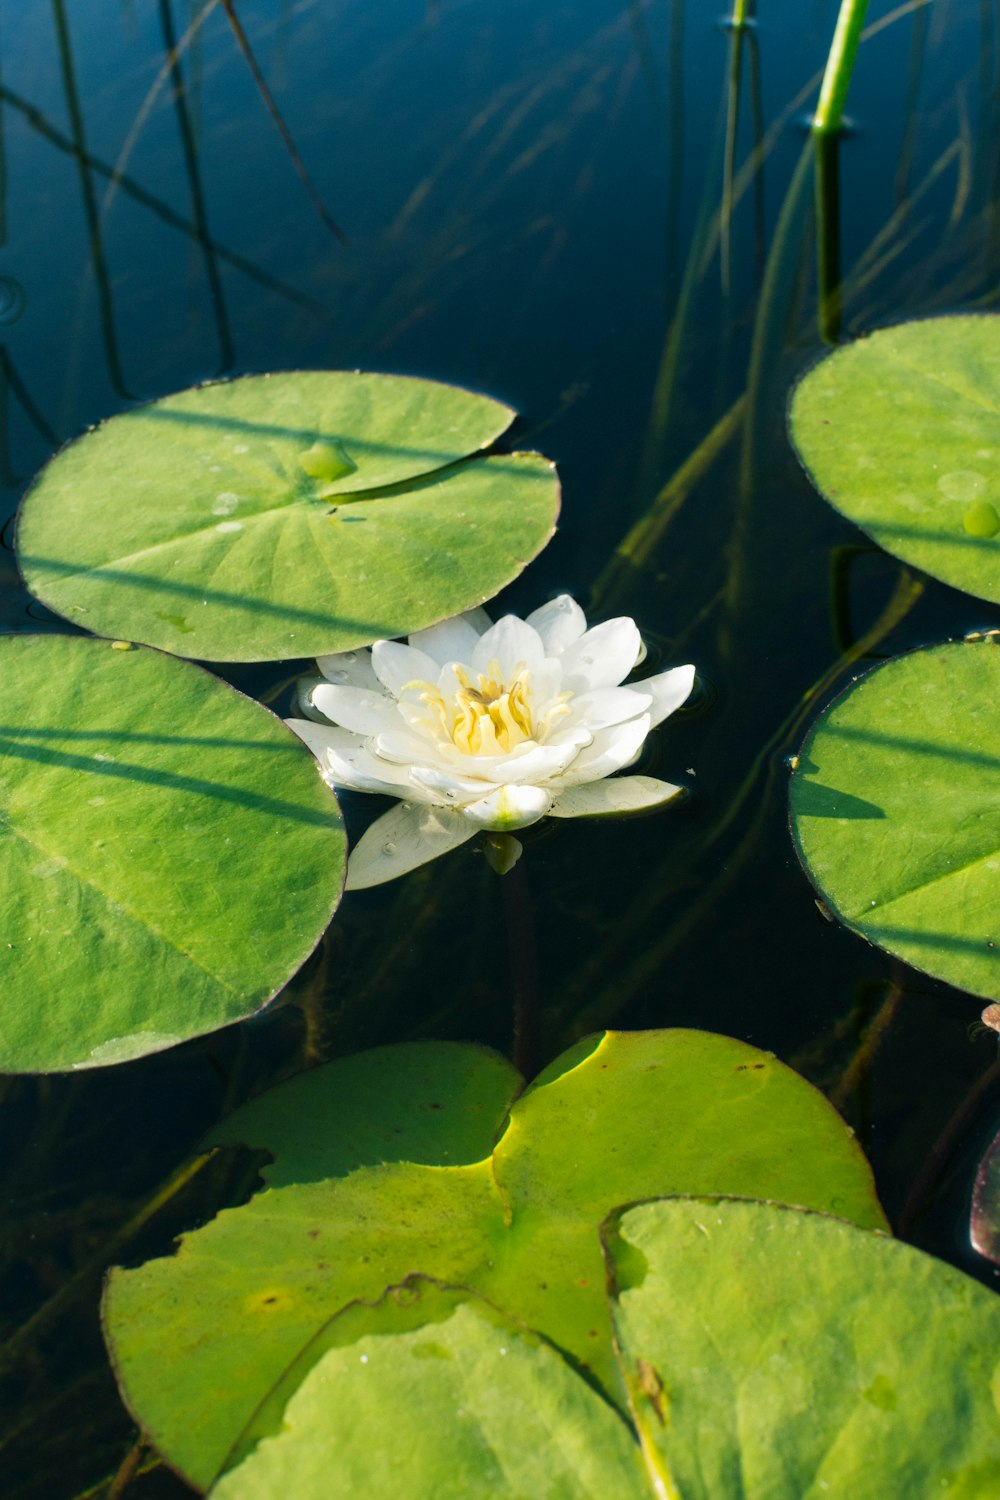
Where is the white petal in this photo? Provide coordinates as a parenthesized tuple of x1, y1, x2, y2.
(285, 720, 413, 796)
(487, 740, 583, 784)
(555, 714, 651, 785)
(370, 640, 441, 696)
(548, 775, 684, 818)
(471, 615, 546, 677)
(346, 802, 476, 889)
(408, 610, 490, 665)
(527, 657, 564, 705)
(558, 618, 643, 691)
(315, 649, 380, 692)
(560, 686, 651, 732)
(525, 595, 587, 654)
(638, 664, 696, 728)
(285, 717, 354, 764)
(460, 783, 553, 831)
(310, 684, 401, 737)
(375, 723, 454, 764)
(408, 765, 494, 803)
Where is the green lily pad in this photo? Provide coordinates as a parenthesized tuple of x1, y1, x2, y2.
(790, 639, 1000, 1000)
(210, 1279, 649, 1499)
(103, 1029, 885, 1489)
(17, 372, 559, 662)
(789, 315, 1000, 603)
(971, 1126, 1000, 1267)
(606, 1197, 1000, 1499)
(0, 634, 344, 1072)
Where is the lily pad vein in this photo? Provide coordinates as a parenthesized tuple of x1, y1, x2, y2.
(844, 840, 1000, 923)
(1, 816, 243, 999)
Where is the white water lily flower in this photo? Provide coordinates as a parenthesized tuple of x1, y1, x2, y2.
(287, 595, 695, 889)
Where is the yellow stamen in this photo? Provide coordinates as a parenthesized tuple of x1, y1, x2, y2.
(399, 662, 574, 757)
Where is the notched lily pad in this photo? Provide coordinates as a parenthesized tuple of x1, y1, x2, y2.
(0, 634, 345, 1072)
(790, 314, 1000, 603)
(17, 371, 560, 662)
(103, 1028, 884, 1490)
(790, 639, 1000, 1000)
(605, 1197, 1000, 1499)
(211, 1278, 649, 1499)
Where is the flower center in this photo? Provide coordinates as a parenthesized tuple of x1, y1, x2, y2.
(409, 660, 571, 757)
(450, 662, 535, 754)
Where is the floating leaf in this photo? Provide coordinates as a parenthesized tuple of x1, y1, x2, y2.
(211, 1280, 649, 1499)
(17, 372, 560, 662)
(790, 639, 1000, 1000)
(606, 1197, 1000, 1499)
(104, 1029, 884, 1489)
(971, 1126, 1000, 1267)
(790, 315, 1000, 603)
(0, 635, 344, 1071)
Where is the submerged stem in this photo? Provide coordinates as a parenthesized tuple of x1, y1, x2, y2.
(496, 845, 541, 1081)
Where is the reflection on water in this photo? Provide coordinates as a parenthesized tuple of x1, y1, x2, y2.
(1, 0, 999, 1493)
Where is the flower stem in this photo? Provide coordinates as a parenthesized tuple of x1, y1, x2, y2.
(496, 845, 541, 1081)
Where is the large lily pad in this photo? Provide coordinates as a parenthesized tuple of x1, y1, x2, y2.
(103, 1029, 885, 1490)
(211, 1280, 649, 1499)
(606, 1197, 1000, 1498)
(789, 315, 1000, 603)
(790, 639, 1000, 1000)
(0, 634, 344, 1072)
(17, 372, 560, 662)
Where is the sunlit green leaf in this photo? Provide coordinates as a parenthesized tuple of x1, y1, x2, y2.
(17, 372, 559, 662)
(104, 1029, 884, 1489)
(210, 1280, 649, 1499)
(606, 1197, 1000, 1499)
(0, 634, 344, 1072)
(790, 315, 1000, 603)
(790, 639, 1000, 1000)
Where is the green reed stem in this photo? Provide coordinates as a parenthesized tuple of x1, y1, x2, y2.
(813, 0, 870, 135)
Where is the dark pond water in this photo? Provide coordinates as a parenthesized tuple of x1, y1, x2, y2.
(1, 0, 999, 1494)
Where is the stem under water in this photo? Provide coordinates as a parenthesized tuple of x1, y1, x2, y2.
(490, 837, 541, 1081)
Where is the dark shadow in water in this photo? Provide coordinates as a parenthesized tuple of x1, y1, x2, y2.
(0, 734, 339, 827)
(0, 348, 59, 488)
(51, 0, 135, 401)
(794, 780, 885, 818)
(0, 84, 326, 315)
(220, 0, 347, 244)
(159, 0, 235, 376)
(0, 32, 7, 249)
